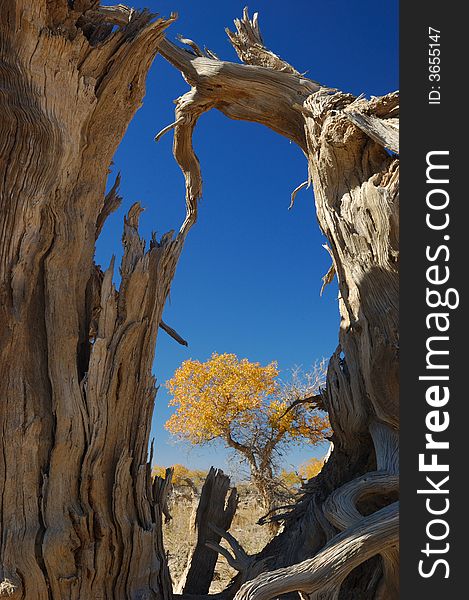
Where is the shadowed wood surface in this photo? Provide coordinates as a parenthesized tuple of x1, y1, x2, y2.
(175, 468, 238, 596)
(0, 3, 189, 599)
(157, 9, 399, 599)
(1, 4, 398, 599)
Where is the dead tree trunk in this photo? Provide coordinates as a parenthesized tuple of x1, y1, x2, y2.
(156, 10, 399, 599)
(0, 3, 195, 599)
(175, 468, 238, 596)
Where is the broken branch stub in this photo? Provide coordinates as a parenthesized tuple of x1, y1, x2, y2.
(0, 4, 195, 598)
(175, 468, 239, 596)
(158, 8, 399, 598)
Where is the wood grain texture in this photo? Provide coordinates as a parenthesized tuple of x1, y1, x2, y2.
(158, 10, 399, 599)
(0, 3, 190, 599)
(175, 468, 238, 596)
(1, 4, 399, 598)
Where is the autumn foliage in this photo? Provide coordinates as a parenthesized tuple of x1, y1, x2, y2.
(166, 353, 278, 443)
(166, 353, 328, 446)
(165, 353, 330, 513)
(152, 464, 207, 487)
(279, 457, 326, 490)
(298, 457, 325, 480)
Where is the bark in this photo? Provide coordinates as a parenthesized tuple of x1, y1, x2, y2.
(0, 3, 194, 599)
(175, 468, 238, 596)
(157, 9, 399, 599)
(1, 4, 399, 598)
(224, 434, 279, 524)
(234, 503, 398, 600)
(251, 471, 276, 514)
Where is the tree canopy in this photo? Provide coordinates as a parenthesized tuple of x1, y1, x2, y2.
(166, 352, 329, 453)
(298, 457, 325, 480)
(165, 352, 330, 512)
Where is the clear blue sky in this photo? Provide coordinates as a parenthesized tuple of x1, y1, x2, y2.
(95, 0, 398, 474)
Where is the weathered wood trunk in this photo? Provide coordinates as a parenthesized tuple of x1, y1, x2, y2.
(1, 4, 398, 598)
(0, 3, 193, 598)
(175, 468, 238, 596)
(157, 10, 399, 599)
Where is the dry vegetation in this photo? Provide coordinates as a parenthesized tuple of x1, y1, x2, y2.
(163, 483, 277, 593)
(1, 3, 398, 597)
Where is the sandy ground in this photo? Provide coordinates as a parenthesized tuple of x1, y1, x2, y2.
(163, 483, 275, 593)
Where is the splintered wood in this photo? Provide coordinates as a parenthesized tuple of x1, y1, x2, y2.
(1, 4, 398, 599)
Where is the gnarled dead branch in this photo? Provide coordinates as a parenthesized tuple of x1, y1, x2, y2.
(175, 468, 238, 596)
(157, 8, 399, 598)
(0, 3, 195, 598)
(234, 502, 398, 600)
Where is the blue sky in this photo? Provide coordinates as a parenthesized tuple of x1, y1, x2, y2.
(96, 0, 398, 474)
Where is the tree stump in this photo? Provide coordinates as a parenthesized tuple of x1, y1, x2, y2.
(158, 9, 399, 599)
(175, 468, 238, 596)
(0, 4, 191, 599)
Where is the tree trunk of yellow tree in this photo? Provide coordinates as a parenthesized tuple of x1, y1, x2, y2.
(225, 437, 283, 523)
(157, 9, 399, 600)
(0, 3, 194, 599)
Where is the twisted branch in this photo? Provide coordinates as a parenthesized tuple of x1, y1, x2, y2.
(154, 9, 400, 599)
(234, 503, 398, 600)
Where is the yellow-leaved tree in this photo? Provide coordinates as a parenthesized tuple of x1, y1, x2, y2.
(299, 457, 326, 480)
(165, 353, 330, 516)
(152, 464, 208, 495)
